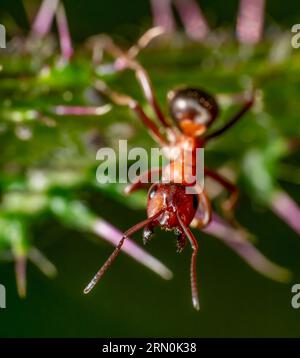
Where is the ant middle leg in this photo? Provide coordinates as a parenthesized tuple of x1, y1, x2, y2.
(204, 167, 238, 216)
(204, 168, 250, 234)
(177, 213, 200, 310)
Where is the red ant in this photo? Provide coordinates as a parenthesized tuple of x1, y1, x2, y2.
(84, 29, 254, 310)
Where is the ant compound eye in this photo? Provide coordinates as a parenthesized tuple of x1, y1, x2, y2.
(149, 184, 158, 200)
(168, 88, 219, 128)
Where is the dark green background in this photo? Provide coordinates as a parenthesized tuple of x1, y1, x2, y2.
(0, 0, 300, 338)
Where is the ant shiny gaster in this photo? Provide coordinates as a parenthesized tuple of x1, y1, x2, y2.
(84, 29, 254, 310)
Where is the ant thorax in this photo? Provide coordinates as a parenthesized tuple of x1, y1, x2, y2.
(161, 135, 199, 186)
(162, 135, 197, 161)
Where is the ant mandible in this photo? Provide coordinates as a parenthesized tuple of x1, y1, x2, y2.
(84, 28, 254, 310)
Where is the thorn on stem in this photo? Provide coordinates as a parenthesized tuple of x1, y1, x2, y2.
(15, 256, 27, 298)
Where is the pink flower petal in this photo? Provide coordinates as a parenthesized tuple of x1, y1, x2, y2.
(174, 0, 209, 41)
(150, 0, 176, 34)
(237, 0, 265, 44)
(54, 105, 111, 116)
(56, 3, 74, 61)
(31, 0, 59, 37)
(201, 213, 291, 282)
(271, 190, 300, 236)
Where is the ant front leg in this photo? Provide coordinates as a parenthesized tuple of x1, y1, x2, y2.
(92, 29, 171, 130)
(114, 30, 170, 128)
(130, 62, 171, 129)
(94, 80, 168, 146)
(205, 91, 254, 142)
(204, 168, 238, 218)
(115, 48, 171, 129)
(84, 210, 164, 294)
(177, 213, 200, 310)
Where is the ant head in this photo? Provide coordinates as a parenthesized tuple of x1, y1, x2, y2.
(168, 87, 219, 136)
(144, 183, 198, 242)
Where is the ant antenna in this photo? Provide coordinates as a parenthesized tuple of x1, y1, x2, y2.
(177, 213, 200, 310)
(84, 210, 163, 294)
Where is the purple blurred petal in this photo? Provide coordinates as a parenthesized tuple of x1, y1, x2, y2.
(54, 104, 111, 116)
(92, 219, 173, 280)
(236, 0, 265, 44)
(201, 213, 291, 282)
(31, 0, 59, 37)
(174, 0, 209, 41)
(271, 190, 300, 236)
(150, 0, 176, 34)
(56, 3, 73, 61)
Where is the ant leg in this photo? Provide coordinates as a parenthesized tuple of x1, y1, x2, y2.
(131, 63, 171, 128)
(94, 80, 168, 146)
(84, 210, 164, 294)
(205, 92, 254, 142)
(127, 27, 165, 59)
(204, 168, 238, 214)
(177, 213, 200, 310)
(204, 169, 251, 235)
(115, 53, 170, 128)
(192, 191, 212, 229)
(125, 168, 162, 195)
(124, 30, 170, 127)
(92, 30, 171, 129)
(89, 27, 163, 70)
